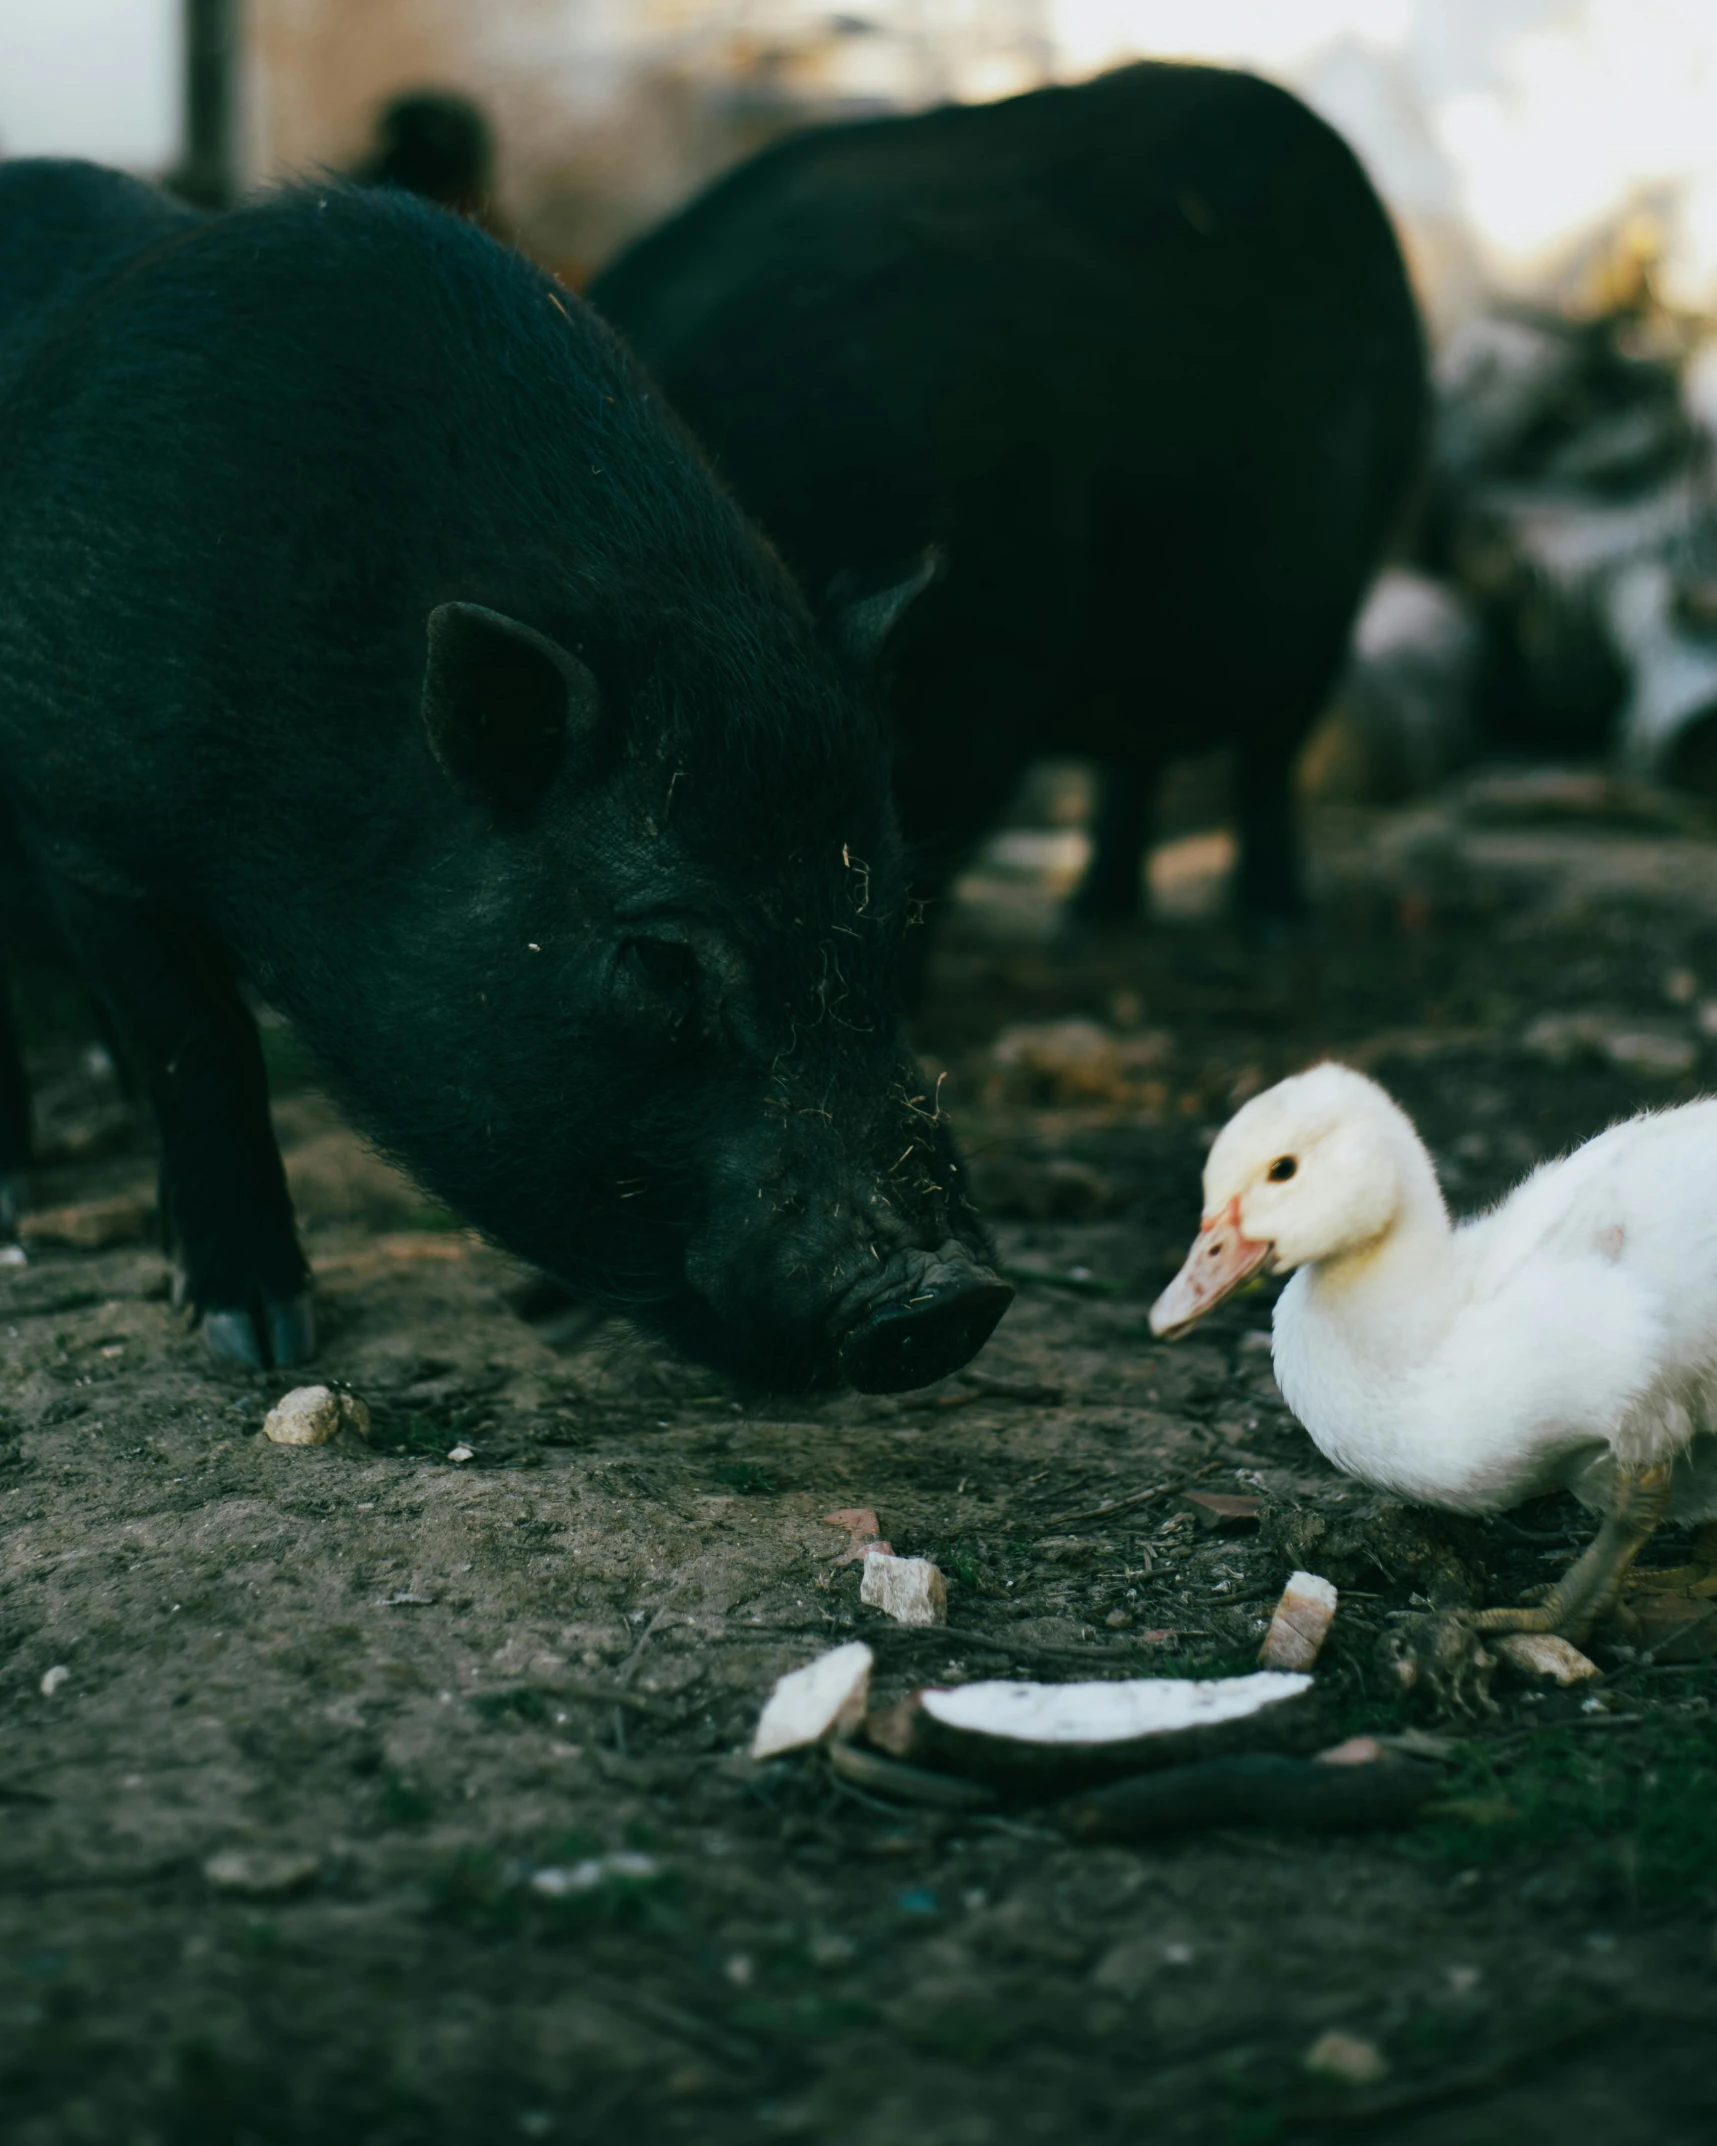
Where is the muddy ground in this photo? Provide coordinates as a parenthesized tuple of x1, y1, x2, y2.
(3, 769, 1717, 2146)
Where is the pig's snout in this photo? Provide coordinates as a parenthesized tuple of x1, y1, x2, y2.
(836, 1242, 1012, 1394)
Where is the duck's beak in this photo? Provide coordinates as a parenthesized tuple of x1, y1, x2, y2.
(1149, 1199, 1273, 1339)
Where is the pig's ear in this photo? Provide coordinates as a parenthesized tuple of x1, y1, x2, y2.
(820, 548, 942, 672)
(422, 601, 604, 811)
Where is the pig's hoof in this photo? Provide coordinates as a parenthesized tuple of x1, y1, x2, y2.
(203, 1295, 317, 1370)
(204, 1309, 267, 1368)
(0, 1171, 29, 1237)
(269, 1295, 317, 1367)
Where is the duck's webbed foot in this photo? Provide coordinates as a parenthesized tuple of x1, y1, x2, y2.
(1473, 1462, 1674, 1645)
(1380, 1612, 1499, 1718)
(1383, 1466, 1675, 1712)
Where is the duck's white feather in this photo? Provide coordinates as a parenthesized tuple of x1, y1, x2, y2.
(1237, 1080, 1717, 1521)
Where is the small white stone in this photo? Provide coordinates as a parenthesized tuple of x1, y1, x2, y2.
(262, 1386, 370, 1446)
(1259, 1571, 1338, 1671)
(1303, 2030, 1388, 2085)
(203, 1848, 320, 1896)
(263, 1386, 338, 1446)
(750, 1641, 874, 1759)
(1493, 1633, 1600, 1686)
(528, 1850, 658, 1897)
(447, 1443, 475, 1464)
(860, 1550, 948, 1627)
(39, 1664, 69, 1697)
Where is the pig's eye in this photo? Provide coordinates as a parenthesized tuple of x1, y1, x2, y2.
(622, 937, 700, 1010)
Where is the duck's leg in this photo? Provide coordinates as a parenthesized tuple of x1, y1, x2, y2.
(1473, 1463, 1675, 1642)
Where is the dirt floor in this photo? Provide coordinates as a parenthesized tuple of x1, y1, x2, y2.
(3, 767, 1717, 2146)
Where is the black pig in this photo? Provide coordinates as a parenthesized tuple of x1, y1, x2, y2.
(0, 161, 1010, 1391)
(591, 63, 1426, 948)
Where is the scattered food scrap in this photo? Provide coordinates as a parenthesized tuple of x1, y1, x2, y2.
(859, 1550, 947, 1626)
(38, 1665, 69, 1697)
(750, 1641, 874, 1760)
(1491, 1632, 1600, 1685)
(1259, 1570, 1338, 1670)
(262, 1385, 371, 1447)
(527, 1851, 660, 1897)
(822, 1507, 893, 1565)
(1315, 1736, 1389, 1766)
(1183, 1491, 1263, 1532)
(1303, 2031, 1389, 2086)
(203, 1849, 321, 1897)
(868, 1670, 1314, 1787)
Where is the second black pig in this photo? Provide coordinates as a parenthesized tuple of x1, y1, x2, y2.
(592, 62, 1426, 951)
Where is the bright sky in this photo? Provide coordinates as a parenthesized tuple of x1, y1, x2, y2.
(1052, 0, 1717, 302)
(0, 0, 178, 169)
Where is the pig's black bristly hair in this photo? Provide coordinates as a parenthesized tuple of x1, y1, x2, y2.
(0, 166, 998, 1389)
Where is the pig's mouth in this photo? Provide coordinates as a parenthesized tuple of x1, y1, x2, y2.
(831, 1241, 1014, 1394)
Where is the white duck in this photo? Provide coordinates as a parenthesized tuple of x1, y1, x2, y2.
(1151, 1062, 1717, 1646)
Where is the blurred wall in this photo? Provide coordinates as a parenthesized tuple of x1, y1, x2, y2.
(244, 1, 1056, 285)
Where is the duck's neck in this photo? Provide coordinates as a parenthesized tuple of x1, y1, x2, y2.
(1302, 1151, 1459, 1371)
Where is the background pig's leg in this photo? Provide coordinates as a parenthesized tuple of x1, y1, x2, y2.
(44, 884, 311, 1366)
(1068, 760, 1156, 925)
(1235, 730, 1309, 942)
(0, 977, 29, 1235)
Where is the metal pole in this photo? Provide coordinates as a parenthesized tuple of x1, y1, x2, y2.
(171, 0, 238, 208)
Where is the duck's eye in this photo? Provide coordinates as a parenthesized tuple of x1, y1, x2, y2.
(1268, 1155, 1298, 1182)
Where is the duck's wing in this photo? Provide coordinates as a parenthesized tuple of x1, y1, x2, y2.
(1459, 1101, 1717, 1300)
(1395, 1251, 1669, 1510)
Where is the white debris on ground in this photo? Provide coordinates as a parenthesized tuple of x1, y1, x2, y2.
(868, 1670, 1317, 1788)
(447, 1443, 475, 1464)
(1303, 2031, 1389, 2086)
(859, 1550, 948, 1627)
(203, 1848, 321, 1896)
(527, 1851, 660, 1897)
(1521, 1011, 1697, 1078)
(262, 1385, 371, 1447)
(1259, 1571, 1339, 1671)
(1315, 1737, 1389, 1766)
(917, 1671, 1309, 1746)
(39, 1664, 69, 1697)
(1492, 1632, 1601, 1685)
(750, 1641, 875, 1760)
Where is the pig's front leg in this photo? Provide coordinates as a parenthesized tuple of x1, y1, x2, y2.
(45, 881, 313, 1367)
(1067, 759, 1157, 926)
(1235, 732, 1309, 940)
